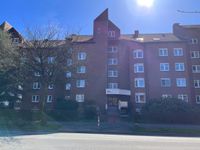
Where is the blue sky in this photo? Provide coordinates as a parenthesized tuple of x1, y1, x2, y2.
(0, 0, 199, 35)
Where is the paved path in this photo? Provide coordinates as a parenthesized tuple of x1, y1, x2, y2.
(1, 133, 200, 150)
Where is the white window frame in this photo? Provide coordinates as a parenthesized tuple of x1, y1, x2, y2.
(159, 48, 168, 56)
(192, 65, 200, 73)
(162, 94, 172, 99)
(196, 95, 200, 104)
(108, 83, 118, 89)
(194, 80, 200, 88)
(34, 72, 41, 77)
(175, 63, 185, 71)
(108, 58, 118, 65)
(160, 63, 169, 71)
(76, 94, 84, 102)
(191, 51, 200, 58)
(108, 46, 118, 53)
(77, 66, 86, 74)
(108, 31, 116, 38)
(67, 59, 72, 66)
(32, 95, 40, 103)
(66, 71, 72, 78)
(174, 48, 183, 56)
(108, 70, 118, 77)
(161, 78, 171, 87)
(191, 38, 198, 44)
(47, 95, 53, 103)
(32, 82, 41, 89)
(134, 63, 144, 73)
(48, 84, 54, 90)
(176, 78, 187, 87)
(135, 78, 145, 88)
(133, 49, 144, 59)
(48, 56, 55, 64)
(178, 94, 188, 102)
(65, 83, 71, 90)
(78, 52, 87, 60)
(135, 93, 146, 103)
(76, 80, 85, 88)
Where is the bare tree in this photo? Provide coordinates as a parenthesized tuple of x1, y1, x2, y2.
(0, 29, 22, 108)
(21, 24, 73, 124)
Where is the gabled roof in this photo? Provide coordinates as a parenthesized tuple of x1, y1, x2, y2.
(94, 9, 108, 21)
(0, 21, 12, 31)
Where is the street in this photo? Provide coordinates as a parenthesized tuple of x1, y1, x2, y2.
(1, 133, 200, 150)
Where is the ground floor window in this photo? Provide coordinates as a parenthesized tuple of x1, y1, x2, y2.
(47, 95, 53, 103)
(76, 94, 84, 102)
(196, 95, 200, 104)
(135, 93, 146, 103)
(32, 95, 40, 103)
(178, 94, 188, 102)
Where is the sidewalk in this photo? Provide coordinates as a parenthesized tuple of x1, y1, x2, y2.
(57, 121, 134, 134)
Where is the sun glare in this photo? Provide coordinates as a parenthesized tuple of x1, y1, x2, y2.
(137, 0, 154, 8)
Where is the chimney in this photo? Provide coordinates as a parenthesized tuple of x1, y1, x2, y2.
(133, 30, 139, 38)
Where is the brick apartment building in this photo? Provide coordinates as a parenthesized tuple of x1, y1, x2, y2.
(0, 9, 200, 115)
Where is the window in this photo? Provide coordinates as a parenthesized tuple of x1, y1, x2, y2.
(66, 71, 72, 78)
(65, 95, 71, 100)
(17, 94, 22, 99)
(108, 31, 115, 38)
(76, 80, 85, 88)
(135, 78, 145, 88)
(32, 82, 41, 89)
(77, 66, 86, 74)
(32, 95, 40, 103)
(191, 38, 198, 44)
(192, 65, 200, 73)
(65, 83, 71, 90)
(175, 63, 185, 71)
(78, 52, 86, 60)
(160, 63, 169, 71)
(176, 78, 187, 87)
(48, 84, 54, 90)
(34, 72, 41, 77)
(191, 51, 200, 58)
(48, 57, 55, 64)
(174, 48, 183, 56)
(108, 58, 118, 65)
(194, 80, 200, 88)
(133, 50, 143, 59)
(161, 78, 171, 87)
(67, 59, 72, 66)
(35, 57, 41, 63)
(108, 46, 118, 53)
(134, 63, 144, 73)
(47, 95, 53, 103)
(196, 95, 200, 104)
(108, 70, 118, 77)
(162, 94, 172, 99)
(108, 83, 118, 89)
(76, 94, 85, 102)
(12, 38, 19, 44)
(178, 94, 188, 102)
(135, 93, 146, 103)
(159, 48, 168, 56)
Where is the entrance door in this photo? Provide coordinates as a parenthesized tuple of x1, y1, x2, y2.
(107, 97, 118, 107)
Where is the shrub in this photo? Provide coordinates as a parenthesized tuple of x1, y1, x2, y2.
(140, 98, 200, 124)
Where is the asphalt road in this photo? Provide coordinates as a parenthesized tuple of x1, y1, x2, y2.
(1, 133, 200, 150)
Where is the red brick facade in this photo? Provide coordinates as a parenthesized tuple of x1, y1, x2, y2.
(1, 9, 200, 114)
